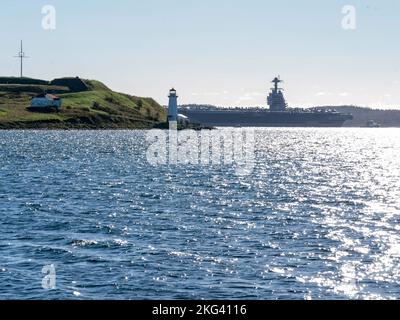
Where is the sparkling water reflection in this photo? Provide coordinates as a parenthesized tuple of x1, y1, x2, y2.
(0, 129, 399, 300)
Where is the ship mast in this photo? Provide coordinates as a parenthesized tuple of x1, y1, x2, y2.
(272, 76, 283, 93)
(267, 76, 287, 111)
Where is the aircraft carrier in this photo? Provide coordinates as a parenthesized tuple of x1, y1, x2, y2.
(179, 77, 353, 127)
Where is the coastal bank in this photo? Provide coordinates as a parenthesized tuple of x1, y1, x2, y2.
(0, 76, 166, 129)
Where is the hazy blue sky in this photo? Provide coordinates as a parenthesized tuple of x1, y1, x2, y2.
(1, 0, 399, 108)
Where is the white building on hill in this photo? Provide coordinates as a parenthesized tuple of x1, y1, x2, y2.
(30, 93, 62, 111)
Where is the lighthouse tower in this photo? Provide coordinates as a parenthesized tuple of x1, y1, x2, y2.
(168, 88, 178, 130)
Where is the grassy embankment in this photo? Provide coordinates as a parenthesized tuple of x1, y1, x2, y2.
(0, 77, 166, 129)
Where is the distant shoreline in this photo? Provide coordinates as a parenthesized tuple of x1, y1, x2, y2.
(2, 77, 400, 129)
(0, 76, 166, 130)
(0, 117, 160, 130)
(1, 125, 400, 130)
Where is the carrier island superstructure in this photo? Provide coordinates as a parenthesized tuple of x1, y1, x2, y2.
(179, 77, 353, 127)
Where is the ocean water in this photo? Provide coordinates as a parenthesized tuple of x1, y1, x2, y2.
(0, 129, 400, 300)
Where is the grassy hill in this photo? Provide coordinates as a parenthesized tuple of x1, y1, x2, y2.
(0, 77, 166, 129)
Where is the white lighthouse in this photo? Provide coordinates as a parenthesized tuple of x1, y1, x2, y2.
(168, 88, 178, 130)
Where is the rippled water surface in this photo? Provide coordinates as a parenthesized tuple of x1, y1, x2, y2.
(1, 129, 400, 300)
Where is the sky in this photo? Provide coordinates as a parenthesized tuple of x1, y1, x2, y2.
(0, 0, 399, 108)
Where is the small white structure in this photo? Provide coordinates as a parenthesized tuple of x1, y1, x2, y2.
(168, 88, 178, 130)
(30, 93, 62, 111)
(178, 113, 189, 125)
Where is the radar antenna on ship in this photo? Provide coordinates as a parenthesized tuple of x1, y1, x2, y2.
(272, 76, 284, 92)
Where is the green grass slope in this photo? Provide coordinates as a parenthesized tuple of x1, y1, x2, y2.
(0, 78, 166, 129)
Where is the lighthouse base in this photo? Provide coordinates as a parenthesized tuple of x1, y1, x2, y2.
(169, 121, 178, 130)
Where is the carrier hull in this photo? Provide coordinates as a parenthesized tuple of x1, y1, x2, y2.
(179, 110, 353, 127)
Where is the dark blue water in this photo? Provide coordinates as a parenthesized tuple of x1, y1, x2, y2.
(1, 129, 400, 300)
